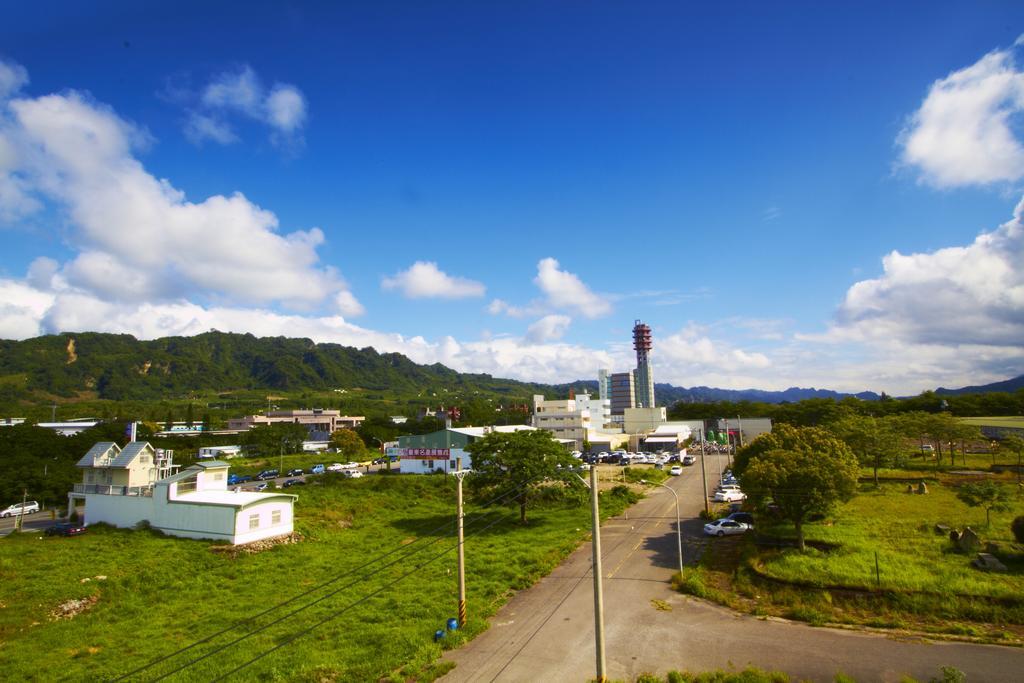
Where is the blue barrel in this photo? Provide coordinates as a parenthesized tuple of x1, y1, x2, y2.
(447, 618, 459, 631)
(434, 629, 445, 642)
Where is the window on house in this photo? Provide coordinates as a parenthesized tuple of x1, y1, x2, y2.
(213, 473, 224, 481)
(271, 510, 281, 525)
(249, 513, 259, 529)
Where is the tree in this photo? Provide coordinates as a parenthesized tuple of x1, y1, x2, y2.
(734, 424, 859, 550)
(956, 481, 1013, 527)
(466, 429, 576, 524)
(330, 428, 367, 459)
(827, 415, 902, 486)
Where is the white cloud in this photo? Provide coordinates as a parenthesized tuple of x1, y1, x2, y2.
(1, 81, 360, 314)
(899, 39, 1024, 187)
(191, 65, 307, 145)
(487, 298, 542, 318)
(264, 85, 306, 133)
(534, 257, 611, 318)
(828, 197, 1024, 347)
(526, 314, 571, 343)
(793, 197, 1024, 391)
(183, 111, 238, 145)
(0, 58, 28, 100)
(202, 66, 262, 111)
(382, 261, 485, 299)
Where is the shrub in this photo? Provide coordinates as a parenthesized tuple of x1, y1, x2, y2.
(1012, 515, 1024, 544)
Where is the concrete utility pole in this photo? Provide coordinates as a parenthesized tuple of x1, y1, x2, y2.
(699, 428, 710, 516)
(589, 463, 607, 682)
(16, 489, 27, 532)
(453, 457, 470, 626)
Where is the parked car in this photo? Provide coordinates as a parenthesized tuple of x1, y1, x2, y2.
(669, 465, 683, 476)
(682, 455, 696, 466)
(342, 470, 363, 479)
(286, 468, 304, 477)
(713, 489, 747, 503)
(716, 483, 742, 493)
(228, 474, 253, 485)
(45, 522, 87, 537)
(726, 512, 755, 527)
(256, 469, 279, 481)
(372, 457, 388, 465)
(282, 478, 305, 488)
(703, 518, 750, 537)
(326, 463, 344, 472)
(1, 501, 40, 517)
(667, 454, 680, 463)
(251, 482, 270, 491)
(311, 464, 326, 474)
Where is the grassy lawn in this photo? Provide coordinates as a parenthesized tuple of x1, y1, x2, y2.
(675, 473, 1024, 640)
(0, 475, 638, 681)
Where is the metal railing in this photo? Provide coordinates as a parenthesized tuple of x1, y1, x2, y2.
(72, 483, 153, 497)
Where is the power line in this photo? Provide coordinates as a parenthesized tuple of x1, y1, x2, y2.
(209, 504, 526, 682)
(116, 476, 538, 682)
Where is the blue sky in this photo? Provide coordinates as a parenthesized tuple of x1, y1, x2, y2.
(2, 2, 1024, 394)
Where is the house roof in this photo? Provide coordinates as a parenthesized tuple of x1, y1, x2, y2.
(110, 441, 154, 468)
(75, 442, 120, 468)
(158, 467, 201, 484)
(172, 490, 297, 509)
(449, 425, 536, 438)
(194, 460, 230, 469)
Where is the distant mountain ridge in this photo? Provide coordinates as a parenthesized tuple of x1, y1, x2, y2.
(0, 332, 1019, 404)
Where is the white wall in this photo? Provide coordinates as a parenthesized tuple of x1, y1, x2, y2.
(232, 500, 295, 544)
(83, 493, 154, 528)
(400, 448, 471, 474)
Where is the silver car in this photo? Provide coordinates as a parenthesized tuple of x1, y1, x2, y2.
(703, 519, 750, 537)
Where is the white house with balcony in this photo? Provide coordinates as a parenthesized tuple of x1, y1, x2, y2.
(71, 441, 297, 544)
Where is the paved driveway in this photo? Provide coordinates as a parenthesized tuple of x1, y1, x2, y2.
(441, 454, 1024, 682)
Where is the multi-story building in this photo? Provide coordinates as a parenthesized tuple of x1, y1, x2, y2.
(609, 371, 635, 418)
(227, 409, 364, 434)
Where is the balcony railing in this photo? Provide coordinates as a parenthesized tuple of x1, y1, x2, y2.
(72, 483, 153, 497)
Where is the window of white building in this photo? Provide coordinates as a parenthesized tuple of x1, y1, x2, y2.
(249, 513, 259, 529)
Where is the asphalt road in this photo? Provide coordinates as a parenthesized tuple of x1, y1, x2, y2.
(440, 454, 1024, 683)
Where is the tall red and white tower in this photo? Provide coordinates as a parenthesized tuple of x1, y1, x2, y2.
(632, 320, 655, 408)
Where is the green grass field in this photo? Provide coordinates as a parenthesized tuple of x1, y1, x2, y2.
(676, 472, 1024, 639)
(756, 481, 1024, 599)
(0, 475, 638, 681)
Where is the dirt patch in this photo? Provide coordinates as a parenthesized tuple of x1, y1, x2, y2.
(51, 594, 98, 620)
(209, 532, 303, 558)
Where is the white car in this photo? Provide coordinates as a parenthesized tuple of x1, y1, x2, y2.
(713, 489, 747, 503)
(703, 518, 750, 537)
(669, 465, 683, 476)
(342, 470, 363, 479)
(1, 501, 40, 517)
(326, 463, 345, 472)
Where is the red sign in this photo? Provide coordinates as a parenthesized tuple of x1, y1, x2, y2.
(400, 448, 451, 460)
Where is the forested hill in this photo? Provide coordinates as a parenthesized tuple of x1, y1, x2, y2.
(0, 332, 542, 401)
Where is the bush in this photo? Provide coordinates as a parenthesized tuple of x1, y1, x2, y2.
(1012, 515, 1024, 543)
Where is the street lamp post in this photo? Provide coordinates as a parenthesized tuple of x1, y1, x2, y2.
(641, 479, 683, 576)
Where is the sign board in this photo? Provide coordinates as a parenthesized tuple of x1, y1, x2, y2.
(397, 448, 451, 460)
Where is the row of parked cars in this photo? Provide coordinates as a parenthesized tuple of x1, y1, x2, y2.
(227, 462, 364, 490)
(704, 469, 754, 537)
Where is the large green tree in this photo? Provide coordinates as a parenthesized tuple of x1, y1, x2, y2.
(330, 428, 368, 459)
(827, 414, 902, 486)
(466, 429, 576, 524)
(734, 424, 859, 550)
